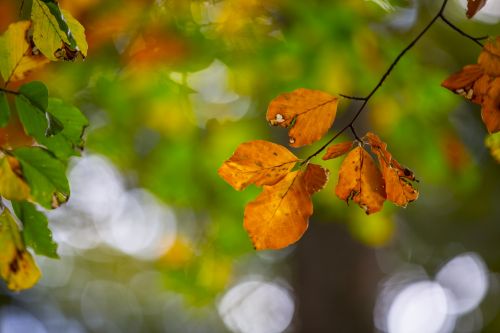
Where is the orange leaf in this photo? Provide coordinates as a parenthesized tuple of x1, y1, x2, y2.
(267, 88, 339, 147)
(218, 140, 299, 191)
(335, 146, 385, 214)
(366, 132, 418, 207)
(322, 141, 354, 160)
(244, 164, 328, 250)
(442, 37, 500, 133)
(467, 0, 487, 19)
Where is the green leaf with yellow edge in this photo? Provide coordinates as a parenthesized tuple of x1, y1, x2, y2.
(12, 147, 69, 209)
(0, 156, 31, 201)
(485, 132, 500, 163)
(16, 81, 64, 138)
(31, 0, 87, 61)
(0, 92, 10, 127)
(0, 207, 41, 291)
(12, 201, 58, 258)
(0, 21, 50, 84)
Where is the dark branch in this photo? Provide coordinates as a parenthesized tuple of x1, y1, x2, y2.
(339, 94, 367, 101)
(0, 87, 19, 95)
(303, 0, 487, 163)
(439, 14, 486, 47)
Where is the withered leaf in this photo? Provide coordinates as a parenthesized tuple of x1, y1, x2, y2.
(335, 146, 386, 214)
(244, 164, 328, 250)
(466, 0, 487, 19)
(442, 37, 500, 133)
(366, 132, 418, 207)
(267, 88, 339, 147)
(218, 140, 299, 191)
(322, 141, 354, 160)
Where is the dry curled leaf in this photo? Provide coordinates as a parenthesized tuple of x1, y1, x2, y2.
(322, 141, 354, 160)
(442, 37, 500, 133)
(267, 88, 339, 147)
(366, 132, 418, 207)
(335, 146, 386, 214)
(218, 140, 299, 191)
(467, 0, 487, 19)
(244, 164, 328, 250)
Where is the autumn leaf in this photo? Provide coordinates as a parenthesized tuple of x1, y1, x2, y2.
(322, 141, 354, 160)
(0, 21, 50, 84)
(31, 0, 88, 61)
(0, 156, 31, 201)
(218, 140, 299, 191)
(466, 0, 487, 19)
(366, 132, 418, 207)
(267, 88, 339, 147)
(0, 208, 41, 291)
(335, 146, 386, 214)
(244, 163, 328, 250)
(442, 37, 500, 133)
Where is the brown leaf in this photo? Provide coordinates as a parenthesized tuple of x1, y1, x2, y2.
(267, 88, 339, 147)
(366, 132, 418, 207)
(244, 164, 328, 250)
(335, 146, 386, 214)
(442, 37, 500, 133)
(322, 141, 353, 160)
(218, 140, 299, 191)
(467, 0, 487, 19)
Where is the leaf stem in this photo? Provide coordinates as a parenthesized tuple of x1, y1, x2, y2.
(304, 0, 488, 163)
(0, 87, 19, 95)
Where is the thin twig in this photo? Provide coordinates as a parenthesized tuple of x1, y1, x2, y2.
(0, 87, 19, 95)
(303, 0, 459, 163)
(439, 14, 486, 47)
(339, 94, 367, 101)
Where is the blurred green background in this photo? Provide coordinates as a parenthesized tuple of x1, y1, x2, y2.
(0, 0, 499, 332)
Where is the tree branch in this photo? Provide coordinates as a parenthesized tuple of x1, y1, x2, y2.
(303, 0, 489, 163)
(0, 87, 19, 95)
(439, 14, 487, 47)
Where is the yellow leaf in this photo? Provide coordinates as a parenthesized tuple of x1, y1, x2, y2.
(366, 132, 418, 207)
(267, 88, 339, 147)
(335, 146, 386, 214)
(0, 21, 49, 83)
(322, 141, 353, 160)
(218, 140, 299, 191)
(0, 208, 41, 291)
(31, 0, 87, 61)
(0, 156, 31, 201)
(244, 163, 328, 250)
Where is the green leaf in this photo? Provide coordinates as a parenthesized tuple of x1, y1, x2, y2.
(16, 81, 64, 138)
(31, 0, 87, 61)
(0, 92, 10, 127)
(12, 147, 69, 209)
(12, 201, 58, 258)
(37, 98, 88, 160)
